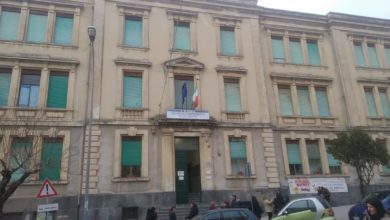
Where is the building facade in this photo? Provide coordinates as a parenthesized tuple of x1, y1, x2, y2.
(0, 0, 390, 219)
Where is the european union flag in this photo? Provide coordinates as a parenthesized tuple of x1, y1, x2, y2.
(182, 82, 187, 105)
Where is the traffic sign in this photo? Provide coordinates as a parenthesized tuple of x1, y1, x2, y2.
(37, 179, 58, 198)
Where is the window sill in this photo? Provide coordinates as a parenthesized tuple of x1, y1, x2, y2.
(23, 180, 68, 185)
(222, 111, 249, 121)
(0, 107, 73, 120)
(0, 39, 78, 48)
(112, 177, 150, 182)
(356, 66, 390, 72)
(225, 175, 256, 179)
(115, 107, 148, 120)
(118, 44, 149, 51)
(278, 115, 337, 126)
(217, 54, 243, 59)
(286, 174, 348, 178)
(170, 49, 198, 55)
(271, 61, 327, 69)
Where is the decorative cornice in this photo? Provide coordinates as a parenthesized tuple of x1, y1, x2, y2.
(115, 2, 151, 11)
(15, 0, 85, 8)
(0, 53, 79, 66)
(114, 58, 152, 67)
(357, 77, 390, 85)
(270, 72, 333, 82)
(215, 65, 247, 74)
(164, 57, 205, 70)
(166, 9, 198, 18)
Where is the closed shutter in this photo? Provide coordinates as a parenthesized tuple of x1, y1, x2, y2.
(325, 144, 339, 167)
(0, 9, 20, 40)
(287, 142, 301, 164)
(380, 90, 390, 118)
(123, 75, 142, 108)
(10, 139, 32, 181)
(315, 88, 331, 117)
(224, 80, 242, 112)
(220, 27, 236, 56)
(124, 16, 142, 47)
(365, 89, 378, 117)
(174, 77, 194, 109)
(47, 73, 68, 108)
(121, 137, 142, 166)
(278, 86, 293, 116)
(298, 86, 313, 116)
(174, 22, 190, 50)
(385, 47, 390, 68)
(272, 37, 285, 62)
(39, 139, 62, 181)
(0, 70, 11, 106)
(307, 40, 321, 65)
(368, 44, 380, 68)
(54, 15, 73, 45)
(26, 12, 47, 42)
(229, 138, 246, 159)
(354, 43, 366, 66)
(289, 39, 304, 64)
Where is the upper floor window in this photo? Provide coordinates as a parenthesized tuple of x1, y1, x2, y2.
(18, 70, 41, 107)
(315, 87, 331, 117)
(174, 76, 194, 110)
(0, 8, 20, 41)
(286, 140, 303, 175)
(367, 43, 380, 68)
(364, 88, 378, 117)
(325, 143, 341, 174)
(10, 137, 33, 181)
(379, 89, 390, 118)
(297, 86, 313, 116)
(385, 45, 390, 68)
(0, 69, 11, 107)
(271, 36, 285, 63)
(224, 78, 242, 112)
(220, 26, 236, 56)
(123, 73, 142, 109)
(289, 38, 304, 64)
(173, 21, 190, 51)
(363, 86, 390, 119)
(39, 138, 63, 181)
(53, 14, 73, 45)
(46, 72, 69, 109)
(306, 141, 322, 175)
(124, 16, 143, 48)
(353, 42, 366, 67)
(26, 11, 48, 43)
(307, 40, 321, 65)
(352, 39, 389, 68)
(229, 137, 247, 176)
(278, 85, 293, 116)
(121, 136, 142, 178)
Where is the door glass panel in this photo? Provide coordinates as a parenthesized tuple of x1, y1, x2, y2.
(286, 200, 308, 214)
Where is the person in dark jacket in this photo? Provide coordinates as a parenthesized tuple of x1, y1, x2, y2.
(273, 192, 286, 214)
(230, 195, 238, 208)
(185, 203, 199, 220)
(169, 206, 176, 220)
(363, 197, 390, 220)
(317, 186, 331, 204)
(251, 196, 264, 219)
(146, 207, 157, 220)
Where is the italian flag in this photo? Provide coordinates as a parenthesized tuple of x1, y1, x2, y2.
(192, 83, 199, 108)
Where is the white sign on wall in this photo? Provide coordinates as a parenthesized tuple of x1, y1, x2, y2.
(37, 203, 59, 212)
(167, 109, 210, 120)
(288, 178, 348, 194)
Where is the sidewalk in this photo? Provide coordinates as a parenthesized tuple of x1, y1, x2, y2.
(260, 205, 353, 220)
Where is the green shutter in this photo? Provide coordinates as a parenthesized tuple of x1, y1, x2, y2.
(54, 15, 73, 45)
(123, 75, 142, 108)
(10, 139, 32, 181)
(174, 22, 190, 50)
(220, 27, 236, 56)
(354, 43, 366, 66)
(289, 39, 304, 64)
(385, 47, 390, 68)
(0, 10, 20, 40)
(368, 45, 380, 68)
(229, 139, 246, 159)
(26, 13, 47, 43)
(46, 74, 68, 108)
(287, 142, 301, 164)
(121, 137, 142, 166)
(307, 40, 321, 65)
(0, 71, 11, 106)
(365, 89, 378, 117)
(278, 86, 293, 116)
(297, 86, 313, 116)
(224, 81, 242, 112)
(326, 144, 339, 166)
(124, 16, 142, 47)
(174, 77, 194, 109)
(272, 37, 285, 62)
(307, 142, 320, 159)
(39, 140, 62, 181)
(316, 88, 330, 117)
(380, 90, 390, 118)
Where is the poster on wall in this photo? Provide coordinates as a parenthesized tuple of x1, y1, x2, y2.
(288, 178, 348, 194)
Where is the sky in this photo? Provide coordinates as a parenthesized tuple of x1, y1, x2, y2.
(257, 0, 390, 19)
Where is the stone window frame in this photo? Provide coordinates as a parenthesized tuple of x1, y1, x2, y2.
(0, 1, 81, 47)
(113, 127, 149, 182)
(117, 4, 150, 50)
(371, 133, 390, 176)
(223, 129, 255, 179)
(349, 36, 390, 69)
(214, 16, 243, 58)
(0, 128, 70, 184)
(281, 132, 347, 177)
(266, 29, 325, 67)
(271, 74, 336, 126)
(167, 9, 198, 54)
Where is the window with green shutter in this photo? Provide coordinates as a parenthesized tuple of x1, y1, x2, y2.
(325, 143, 341, 174)
(123, 74, 142, 109)
(220, 26, 236, 56)
(10, 138, 33, 181)
(174, 76, 194, 109)
(379, 89, 390, 118)
(278, 85, 293, 116)
(224, 78, 242, 112)
(26, 11, 47, 43)
(297, 86, 313, 116)
(0, 69, 11, 107)
(124, 16, 143, 47)
(46, 72, 68, 108)
(385, 46, 390, 68)
(365, 88, 378, 117)
(54, 14, 73, 45)
(306, 141, 322, 175)
(289, 38, 304, 64)
(315, 87, 331, 117)
(307, 40, 321, 65)
(229, 138, 247, 176)
(39, 138, 63, 181)
(287, 141, 303, 175)
(0, 8, 20, 41)
(271, 36, 285, 63)
(174, 21, 190, 51)
(121, 136, 142, 178)
(367, 44, 380, 68)
(354, 42, 366, 67)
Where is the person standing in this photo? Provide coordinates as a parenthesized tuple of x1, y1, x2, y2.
(251, 196, 264, 219)
(230, 195, 238, 208)
(263, 195, 275, 220)
(185, 203, 199, 220)
(169, 206, 176, 220)
(146, 207, 157, 220)
(273, 192, 286, 215)
(317, 186, 331, 204)
(363, 197, 390, 220)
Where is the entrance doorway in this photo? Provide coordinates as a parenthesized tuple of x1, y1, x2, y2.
(175, 137, 201, 204)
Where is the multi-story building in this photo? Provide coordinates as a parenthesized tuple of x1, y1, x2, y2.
(0, 0, 389, 219)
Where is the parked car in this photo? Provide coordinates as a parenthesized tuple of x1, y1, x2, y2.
(348, 190, 390, 220)
(272, 197, 335, 220)
(192, 208, 258, 220)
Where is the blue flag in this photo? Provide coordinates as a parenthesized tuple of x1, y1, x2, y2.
(182, 82, 187, 105)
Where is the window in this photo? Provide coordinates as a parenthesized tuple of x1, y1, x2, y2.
(121, 136, 142, 178)
(0, 8, 20, 41)
(271, 36, 285, 63)
(39, 138, 63, 181)
(46, 72, 68, 108)
(307, 40, 321, 65)
(289, 38, 304, 64)
(123, 74, 142, 109)
(222, 210, 247, 220)
(174, 76, 194, 109)
(297, 86, 313, 116)
(326, 143, 341, 174)
(122, 207, 139, 220)
(0, 69, 11, 107)
(26, 11, 47, 43)
(365, 88, 378, 117)
(224, 78, 242, 112)
(286, 200, 309, 214)
(18, 71, 41, 107)
(367, 44, 380, 68)
(379, 89, 390, 118)
(53, 14, 73, 45)
(204, 212, 220, 220)
(287, 141, 303, 175)
(124, 16, 143, 47)
(315, 87, 331, 117)
(385, 46, 390, 68)
(220, 26, 236, 56)
(173, 21, 190, 51)
(306, 141, 322, 175)
(10, 138, 33, 181)
(229, 138, 247, 176)
(278, 86, 293, 116)
(354, 42, 366, 67)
